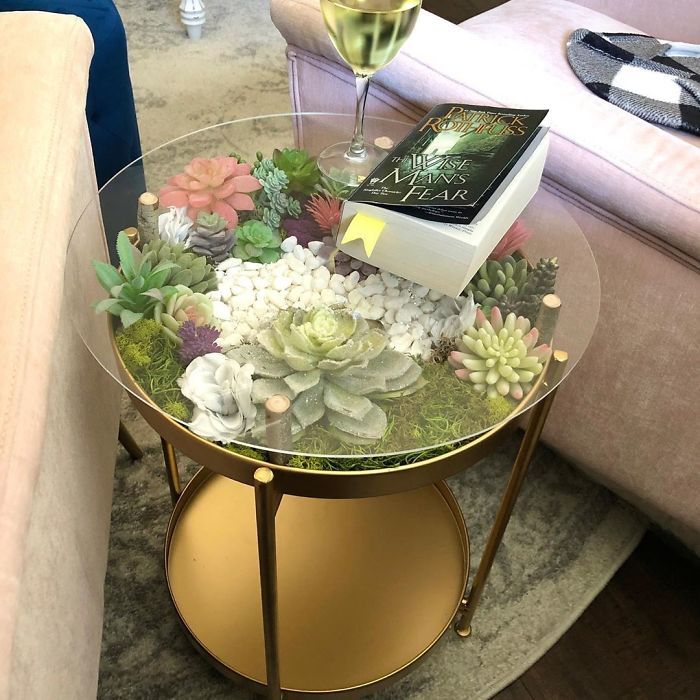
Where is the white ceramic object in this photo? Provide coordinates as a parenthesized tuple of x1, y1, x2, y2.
(180, 0, 206, 41)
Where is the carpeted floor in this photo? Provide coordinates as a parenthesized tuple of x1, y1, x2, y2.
(99, 2, 647, 698)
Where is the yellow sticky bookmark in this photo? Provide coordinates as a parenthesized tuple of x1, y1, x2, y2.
(341, 213, 385, 258)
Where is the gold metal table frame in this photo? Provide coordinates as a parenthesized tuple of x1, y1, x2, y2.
(121, 343, 568, 699)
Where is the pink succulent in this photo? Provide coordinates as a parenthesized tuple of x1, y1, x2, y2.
(488, 219, 532, 261)
(305, 194, 342, 232)
(159, 156, 262, 228)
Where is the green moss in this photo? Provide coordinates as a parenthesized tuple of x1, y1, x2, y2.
(115, 320, 192, 420)
(224, 445, 266, 461)
(287, 455, 326, 471)
(163, 400, 190, 422)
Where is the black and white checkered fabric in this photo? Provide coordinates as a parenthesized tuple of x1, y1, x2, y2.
(567, 29, 700, 135)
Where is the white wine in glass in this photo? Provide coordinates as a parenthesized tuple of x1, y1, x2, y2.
(318, 0, 421, 184)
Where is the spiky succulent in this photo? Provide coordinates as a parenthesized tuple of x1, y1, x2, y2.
(449, 307, 551, 401)
(500, 257, 559, 323)
(93, 231, 178, 328)
(228, 306, 425, 444)
(153, 284, 214, 344)
(252, 154, 302, 232)
(273, 148, 321, 195)
(178, 320, 222, 366)
(187, 212, 235, 263)
(233, 220, 283, 264)
(466, 255, 529, 314)
(141, 238, 217, 293)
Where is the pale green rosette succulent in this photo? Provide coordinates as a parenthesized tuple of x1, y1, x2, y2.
(228, 306, 425, 444)
(153, 284, 214, 344)
(449, 306, 551, 401)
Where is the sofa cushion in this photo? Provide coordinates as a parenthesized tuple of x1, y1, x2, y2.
(271, 0, 700, 266)
(0, 11, 94, 694)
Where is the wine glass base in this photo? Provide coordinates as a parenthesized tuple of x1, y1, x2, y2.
(317, 141, 387, 188)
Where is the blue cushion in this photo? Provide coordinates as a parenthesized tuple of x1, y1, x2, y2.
(0, 0, 142, 187)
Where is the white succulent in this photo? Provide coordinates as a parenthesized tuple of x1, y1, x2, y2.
(177, 353, 257, 443)
(430, 292, 477, 340)
(159, 206, 193, 245)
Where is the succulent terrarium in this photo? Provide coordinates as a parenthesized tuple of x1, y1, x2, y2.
(95, 148, 562, 469)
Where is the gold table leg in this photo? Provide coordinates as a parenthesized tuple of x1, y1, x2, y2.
(456, 351, 569, 637)
(161, 438, 182, 505)
(254, 467, 284, 700)
(118, 421, 143, 460)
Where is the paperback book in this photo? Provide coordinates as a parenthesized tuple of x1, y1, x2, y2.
(337, 103, 550, 297)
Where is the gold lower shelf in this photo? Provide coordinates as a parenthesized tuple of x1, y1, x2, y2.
(166, 469, 469, 698)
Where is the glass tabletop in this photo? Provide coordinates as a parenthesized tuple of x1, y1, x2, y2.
(66, 113, 599, 465)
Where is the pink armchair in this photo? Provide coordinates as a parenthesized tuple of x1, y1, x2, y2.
(270, 0, 700, 549)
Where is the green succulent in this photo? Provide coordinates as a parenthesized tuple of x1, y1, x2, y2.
(272, 147, 321, 195)
(317, 170, 354, 199)
(141, 238, 217, 293)
(466, 255, 529, 314)
(252, 154, 302, 232)
(499, 257, 559, 323)
(153, 284, 214, 344)
(450, 307, 551, 401)
(93, 231, 179, 328)
(228, 306, 425, 445)
(233, 220, 283, 264)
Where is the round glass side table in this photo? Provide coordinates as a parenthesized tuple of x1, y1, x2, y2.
(66, 114, 599, 699)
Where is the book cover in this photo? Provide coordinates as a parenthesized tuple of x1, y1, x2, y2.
(349, 103, 548, 221)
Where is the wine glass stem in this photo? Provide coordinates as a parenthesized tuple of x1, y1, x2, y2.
(346, 73, 371, 161)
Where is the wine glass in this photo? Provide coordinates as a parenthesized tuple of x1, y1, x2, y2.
(317, 0, 422, 185)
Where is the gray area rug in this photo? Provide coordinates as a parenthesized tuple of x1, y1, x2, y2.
(100, 2, 646, 697)
(99, 401, 645, 700)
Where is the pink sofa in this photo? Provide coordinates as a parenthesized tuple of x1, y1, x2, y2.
(270, 0, 700, 550)
(0, 12, 121, 699)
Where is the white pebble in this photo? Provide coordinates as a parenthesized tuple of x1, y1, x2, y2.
(268, 290, 286, 308)
(293, 245, 305, 261)
(212, 301, 231, 320)
(232, 290, 255, 309)
(385, 287, 400, 298)
(392, 332, 413, 353)
(253, 277, 269, 290)
(396, 303, 420, 324)
(253, 300, 268, 316)
(320, 288, 337, 305)
(347, 289, 363, 306)
(280, 236, 297, 253)
(300, 290, 314, 306)
(413, 285, 430, 299)
(288, 257, 305, 274)
(208, 291, 222, 302)
(218, 258, 241, 271)
(312, 265, 331, 284)
(428, 289, 443, 302)
(380, 272, 399, 288)
(273, 276, 292, 291)
(361, 283, 384, 297)
(243, 261, 263, 271)
(364, 305, 385, 320)
(420, 301, 436, 314)
(384, 297, 404, 310)
(287, 286, 302, 301)
(308, 240, 324, 255)
(389, 323, 408, 336)
(343, 271, 360, 291)
(236, 276, 254, 290)
(384, 309, 396, 324)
